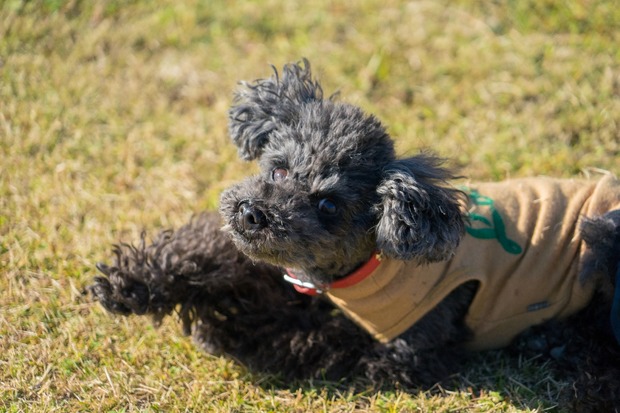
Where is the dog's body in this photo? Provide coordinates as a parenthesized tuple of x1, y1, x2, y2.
(325, 176, 620, 350)
(90, 61, 620, 410)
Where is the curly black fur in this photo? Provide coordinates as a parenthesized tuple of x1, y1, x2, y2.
(375, 157, 466, 263)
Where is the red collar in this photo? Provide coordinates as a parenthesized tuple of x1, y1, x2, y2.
(284, 252, 384, 296)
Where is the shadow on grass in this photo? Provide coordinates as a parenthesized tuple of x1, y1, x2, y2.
(247, 303, 620, 413)
(247, 348, 566, 411)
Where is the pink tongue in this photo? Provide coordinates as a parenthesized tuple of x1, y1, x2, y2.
(292, 284, 319, 296)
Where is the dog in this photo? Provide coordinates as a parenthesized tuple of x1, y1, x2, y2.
(90, 60, 620, 411)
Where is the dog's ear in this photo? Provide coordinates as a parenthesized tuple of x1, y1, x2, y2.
(375, 154, 465, 262)
(228, 59, 323, 160)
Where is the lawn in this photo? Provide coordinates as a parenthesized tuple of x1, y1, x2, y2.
(1, 0, 618, 411)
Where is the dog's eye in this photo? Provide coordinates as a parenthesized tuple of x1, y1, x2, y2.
(318, 198, 337, 215)
(272, 168, 288, 182)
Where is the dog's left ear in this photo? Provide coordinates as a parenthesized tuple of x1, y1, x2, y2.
(228, 59, 323, 161)
(375, 154, 465, 262)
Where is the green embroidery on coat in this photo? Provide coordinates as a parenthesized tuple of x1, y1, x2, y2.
(462, 188, 523, 255)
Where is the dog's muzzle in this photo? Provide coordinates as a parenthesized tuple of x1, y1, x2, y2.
(237, 201, 267, 232)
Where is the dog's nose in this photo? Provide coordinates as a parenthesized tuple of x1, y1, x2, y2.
(238, 202, 267, 231)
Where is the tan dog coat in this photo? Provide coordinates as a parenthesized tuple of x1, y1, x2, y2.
(327, 174, 620, 350)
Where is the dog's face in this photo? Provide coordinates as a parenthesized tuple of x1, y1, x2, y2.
(221, 98, 394, 282)
(220, 61, 465, 283)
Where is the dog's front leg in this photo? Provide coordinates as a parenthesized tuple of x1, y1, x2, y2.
(88, 212, 282, 333)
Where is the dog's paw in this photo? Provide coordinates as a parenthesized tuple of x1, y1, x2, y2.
(88, 262, 152, 316)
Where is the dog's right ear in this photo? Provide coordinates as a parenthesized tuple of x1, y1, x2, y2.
(228, 59, 323, 161)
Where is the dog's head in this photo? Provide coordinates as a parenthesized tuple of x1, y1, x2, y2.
(220, 60, 465, 284)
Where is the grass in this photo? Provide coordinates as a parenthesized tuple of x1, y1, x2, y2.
(1, 0, 618, 411)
